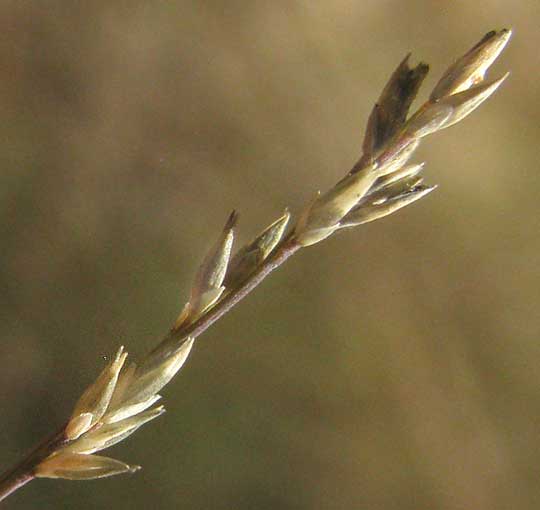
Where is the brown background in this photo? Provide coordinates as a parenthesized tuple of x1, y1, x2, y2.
(1, 1, 538, 509)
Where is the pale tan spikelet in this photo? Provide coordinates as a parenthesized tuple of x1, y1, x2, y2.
(368, 163, 425, 195)
(249, 209, 290, 258)
(225, 210, 290, 287)
(103, 394, 162, 424)
(400, 102, 453, 140)
(174, 212, 237, 328)
(292, 224, 341, 248)
(35, 452, 140, 480)
(431, 73, 510, 130)
(430, 29, 512, 101)
(63, 406, 166, 455)
(294, 138, 421, 247)
(375, 138, 421, 177)
(66, 346, 128, 440)
(64, 413, 93, 442)
(291, 214, 341, 247)
(340, 185, 436, 227)
(107, 361, 137, 411)
(195, 211, 237, 292)
(116, 337, 194, 409)
(294, 169, 378, 246)
(342, 171, 429, 226)
(295, 30, 511, 243)
(364, 175, 425, 206)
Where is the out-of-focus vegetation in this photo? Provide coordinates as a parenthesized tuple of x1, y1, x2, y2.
(0, 2, 537, 509)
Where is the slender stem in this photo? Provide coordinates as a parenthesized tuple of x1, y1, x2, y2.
(0, 426, 68, 503)
(0, 471, 33, 503)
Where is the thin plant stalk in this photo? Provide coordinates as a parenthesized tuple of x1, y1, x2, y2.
(0, 427, 68, 501)
(0, 28, 511, 504)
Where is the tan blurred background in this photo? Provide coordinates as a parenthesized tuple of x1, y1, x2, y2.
(0, 1, 538, 509)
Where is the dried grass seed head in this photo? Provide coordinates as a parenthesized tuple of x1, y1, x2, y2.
(28, 28, 513, 492)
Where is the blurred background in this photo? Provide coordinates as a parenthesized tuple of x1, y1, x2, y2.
(0, 1, 538, 509)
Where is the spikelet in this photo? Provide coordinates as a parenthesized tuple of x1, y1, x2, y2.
(65, 346, 127, 440)
(174, 212, 237, 329)
(115, 338, 194, 409)
(362, 55, 429, 159)
(63, 407, 166, 455)
(430, 29, 512, 100)
(293, 29, 511, 246)
(429, 73, 509, 130)
(47, 336, 193, 481)
(225, 210, 290, 287)
(35, 452, 140, 480)
(294, 169, 378, 246)
(367, 163, 425, 196)
(340, 185, 436, 227)
(375, 139, 421, 177)
(103, 394, 162, 424)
